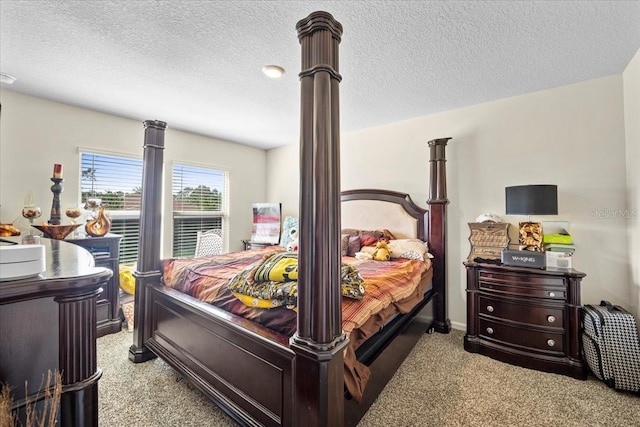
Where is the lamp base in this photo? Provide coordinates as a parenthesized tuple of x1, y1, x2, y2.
(518, 221, 544, 252)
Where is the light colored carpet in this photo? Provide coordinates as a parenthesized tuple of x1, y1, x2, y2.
(97, 328, 639, 427)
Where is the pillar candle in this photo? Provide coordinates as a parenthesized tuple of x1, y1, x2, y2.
(53, 164, 63, 179)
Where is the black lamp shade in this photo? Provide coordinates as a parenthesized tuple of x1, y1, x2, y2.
(505, 185, 558, 215)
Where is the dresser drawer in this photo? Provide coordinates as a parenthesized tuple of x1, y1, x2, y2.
(96, 285, 111, 304)
(97, 299, 110, 321)
(478, 270, 566, 300)
(479, 270, 565, 287)
(479, 318, 564, 355)
(478, 295, 564, 328)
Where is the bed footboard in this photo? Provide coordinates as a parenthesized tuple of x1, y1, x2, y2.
(145, 284, 295, 426)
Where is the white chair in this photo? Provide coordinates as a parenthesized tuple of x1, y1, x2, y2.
(195, 229, 224, 257)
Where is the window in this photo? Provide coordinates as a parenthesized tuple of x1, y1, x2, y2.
(80, 152, 143, 265)
(172, 163, 228, 258)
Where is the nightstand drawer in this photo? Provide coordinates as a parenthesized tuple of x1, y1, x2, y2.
(479, 295, 564, 327)
(479, 318, 564, 355)
(479, 270, 564, 287)
(478, 271, 566, 300)
(96, 286, 107, 302)
(97, 299, 110, 321)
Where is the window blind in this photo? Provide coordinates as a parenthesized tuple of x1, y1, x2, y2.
(110, 216, 141, 265)
(80, 152, 143, 265)
(172, 163, 228, 258)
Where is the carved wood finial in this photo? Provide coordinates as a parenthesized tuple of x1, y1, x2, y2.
(428, 137, 451, 204)
(142, 120, 167, 149)
(296, 11, 343, 82)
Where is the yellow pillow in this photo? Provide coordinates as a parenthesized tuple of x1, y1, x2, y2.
(253, 252, 298, 282)
(230, 281, 298, 310)
(119, 266, 135, 295)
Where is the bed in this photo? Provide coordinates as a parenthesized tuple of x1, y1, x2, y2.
(128, 11, 451, 427)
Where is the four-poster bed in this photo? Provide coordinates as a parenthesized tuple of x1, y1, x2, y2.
(128, 11, 451, 427)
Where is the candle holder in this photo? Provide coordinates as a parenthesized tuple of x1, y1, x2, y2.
(32, 223, 81, 240)
(49, 177, 64, 225)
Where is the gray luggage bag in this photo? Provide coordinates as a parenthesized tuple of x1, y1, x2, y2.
(581, 301, 640, 392)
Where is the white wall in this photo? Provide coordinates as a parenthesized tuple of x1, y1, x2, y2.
(267, 74, 632, 328)
(623, 48, 640, 318)
(0, 89, 267, 255)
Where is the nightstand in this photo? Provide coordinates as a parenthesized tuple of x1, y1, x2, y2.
(67, 233, 122, 337)
(463, 261, 587, 379)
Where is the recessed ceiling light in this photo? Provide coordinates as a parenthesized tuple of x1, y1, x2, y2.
(0, 73, 16, 85)
(262, 65, 285, 79)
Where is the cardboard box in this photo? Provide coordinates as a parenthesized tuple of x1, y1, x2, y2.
(542, 221, 572, 244)
(543, 234, 572, 244)
(545, 251, 573, 269)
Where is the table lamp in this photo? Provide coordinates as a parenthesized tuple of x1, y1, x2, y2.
(505, 184, 557, 252)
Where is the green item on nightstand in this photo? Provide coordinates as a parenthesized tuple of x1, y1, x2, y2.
(543, 233, 572, 244)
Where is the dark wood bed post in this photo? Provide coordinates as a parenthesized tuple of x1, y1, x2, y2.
(291, 11, 348, 427)
(129, 119, 167, 363)
(428, 137, 452, 333)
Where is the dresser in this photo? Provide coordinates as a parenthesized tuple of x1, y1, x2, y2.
(464, 261, 587, 379)
(67, 233, 122, 337)
(0, 238, 111, 426)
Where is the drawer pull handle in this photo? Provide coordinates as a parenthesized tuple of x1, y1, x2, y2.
(547, 339, 555, 347)
(547, 315, 556, 323)
(486, 327, 494, 335)
(549, 292, 556, 297)
(486, 305, 494, 313)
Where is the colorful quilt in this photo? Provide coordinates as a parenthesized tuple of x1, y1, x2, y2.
(162, 246, 432, 401)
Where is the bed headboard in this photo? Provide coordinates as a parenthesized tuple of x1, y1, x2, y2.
(341, 189, 428, 241)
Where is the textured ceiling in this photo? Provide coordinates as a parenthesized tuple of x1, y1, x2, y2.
(1, 1, 639, 150)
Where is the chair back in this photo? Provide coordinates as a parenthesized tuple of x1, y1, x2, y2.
(195, 229, 224, 257)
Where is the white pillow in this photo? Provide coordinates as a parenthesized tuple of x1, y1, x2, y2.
(387, 239, 428, 261)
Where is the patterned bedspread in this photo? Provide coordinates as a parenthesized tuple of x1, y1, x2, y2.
(162, 246, 432, 401)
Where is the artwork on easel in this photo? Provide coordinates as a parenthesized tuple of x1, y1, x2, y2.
(251, 203, 281, 244)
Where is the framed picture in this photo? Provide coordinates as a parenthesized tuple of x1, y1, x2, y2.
(251, 203, 281, 244)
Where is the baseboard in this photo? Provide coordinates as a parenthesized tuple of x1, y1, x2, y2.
(450, 320, 466, 331)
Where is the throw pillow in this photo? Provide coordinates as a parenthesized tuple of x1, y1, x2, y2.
(347, 235, 362, 257)
(387, 239, 428, 261)
(280, 216, 299, 249)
